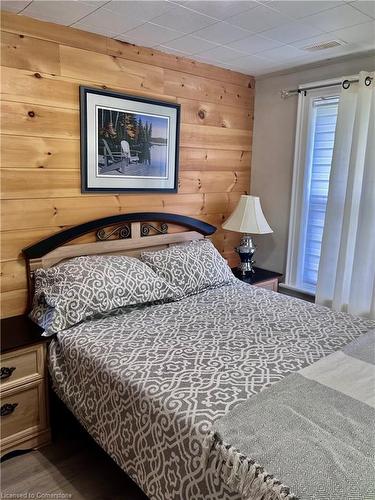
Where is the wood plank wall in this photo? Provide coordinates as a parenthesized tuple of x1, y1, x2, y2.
(0, 12, 254, 318)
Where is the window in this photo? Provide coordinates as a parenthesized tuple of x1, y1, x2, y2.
(285, 85, 340, 295)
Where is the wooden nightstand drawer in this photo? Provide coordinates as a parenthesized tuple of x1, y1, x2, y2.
(1, 344, 45, 392)
(1, 316, 51, 456)
(254, 278, 279, 292)
(1, 379, 48, 450)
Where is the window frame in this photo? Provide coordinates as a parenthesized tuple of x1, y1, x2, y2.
(284, 81, 341, 296)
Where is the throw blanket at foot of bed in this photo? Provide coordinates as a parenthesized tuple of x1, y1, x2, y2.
(207, 331, 375, 500)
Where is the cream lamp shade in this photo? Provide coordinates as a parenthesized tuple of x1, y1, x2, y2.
(222, 195, 273, 234)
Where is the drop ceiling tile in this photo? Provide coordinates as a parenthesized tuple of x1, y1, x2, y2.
(227, 4, 293, 33)
(228, 34, 283, 53)
(72, 7, 143, 33)
(340, 40, 375, 54)
(230, 54, 276, 73)
(156, 45, 188, 56)
(80, 1, 111, 6)
(196, 45, 245, 63)
(359, 40, 375, 51)
(150, 4, 217, 33)
(72, 21, 121, 38)
(331, 20, 375, 44)
(105, 1, 173, 20)
(21, 0, 98, 25)
(118, 22, 182, 45)
(192, 56, 241, 72)
(307, 4, 372, 32)
(350, 1, 375, 19)
(1, 1, 31, 13)
(260, 20, 324, 43)
(258, 44, 306, 61)
(191, 21, 252, 44)
(162, 35, 218, 55)
(180, 1, 259, 21)
(264, 1, 344, 19)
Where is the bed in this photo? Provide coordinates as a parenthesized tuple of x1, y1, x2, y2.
(23, 213, 375, 500)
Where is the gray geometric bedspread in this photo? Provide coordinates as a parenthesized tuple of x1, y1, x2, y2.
(48, 281, 375, 500)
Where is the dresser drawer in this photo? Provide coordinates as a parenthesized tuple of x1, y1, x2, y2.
(0, 344, 45, 391)
(0, 379, 48, 448)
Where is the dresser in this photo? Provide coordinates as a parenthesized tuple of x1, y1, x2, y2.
(1, 316, 51, 457)
(232, 267, 283, 292)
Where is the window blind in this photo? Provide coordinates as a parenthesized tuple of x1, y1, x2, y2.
(301, 97, 339, 291)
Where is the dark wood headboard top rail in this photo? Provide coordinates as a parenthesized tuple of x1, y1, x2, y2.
(22, 212, 217, 259)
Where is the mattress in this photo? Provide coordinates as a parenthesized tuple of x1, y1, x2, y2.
(48, 281, 374, 499)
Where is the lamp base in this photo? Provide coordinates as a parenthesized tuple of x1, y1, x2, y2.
(236, 234, 256, 275)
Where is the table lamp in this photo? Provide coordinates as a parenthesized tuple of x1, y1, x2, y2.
(222, 195, 273, 275)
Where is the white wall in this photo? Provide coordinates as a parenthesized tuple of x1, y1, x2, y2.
(250, 52, 375, 274)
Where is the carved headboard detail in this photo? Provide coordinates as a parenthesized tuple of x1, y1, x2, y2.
(22, 212, 216, 308)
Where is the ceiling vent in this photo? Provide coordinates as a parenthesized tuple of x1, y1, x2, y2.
(302, 40, 346, 52)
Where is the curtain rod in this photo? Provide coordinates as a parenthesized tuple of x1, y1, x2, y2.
(280, 75, 373, 99)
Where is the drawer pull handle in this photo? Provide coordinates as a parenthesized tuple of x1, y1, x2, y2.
(0, 367, 16, 380)
(1, 403, 18, 417)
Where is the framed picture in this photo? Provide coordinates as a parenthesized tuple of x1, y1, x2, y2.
(80, 86, 180, 193)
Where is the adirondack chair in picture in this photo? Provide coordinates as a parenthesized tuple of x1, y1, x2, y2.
(99, 139, 141, 174)
(100, 138, 122, 173)
(121, 141, 140, 165)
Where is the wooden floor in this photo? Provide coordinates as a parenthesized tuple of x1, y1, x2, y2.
(1, 435, 149, 500)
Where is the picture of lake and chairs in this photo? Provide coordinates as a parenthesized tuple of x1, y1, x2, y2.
(97, 108, 169, 179)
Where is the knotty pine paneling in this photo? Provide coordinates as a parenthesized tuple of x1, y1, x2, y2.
(1, 193, 241, 231)
(0, 12, 254, 318)
(59, 45, 165, 95)
(179, 148, 251, 171)
(1, 101, 79, 139)
(179, 97, 253, 130)
(1, 136, 80, 170)
(1, 170, 249, 199)
(1, 30, 60, 74)
(2, 68, 252, 130)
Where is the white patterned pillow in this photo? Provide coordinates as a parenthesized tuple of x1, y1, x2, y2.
(141, 239, 235, 298)
(30, 255, 177, 334)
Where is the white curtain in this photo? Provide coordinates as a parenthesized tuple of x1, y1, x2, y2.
(316, 71, 375, 319)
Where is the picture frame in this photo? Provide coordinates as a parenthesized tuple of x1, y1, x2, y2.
(80, 86, 180, 193)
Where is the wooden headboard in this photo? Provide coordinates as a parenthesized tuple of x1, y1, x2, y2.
(22, 212, 216, 307)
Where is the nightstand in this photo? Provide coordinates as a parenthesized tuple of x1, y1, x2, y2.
(0, 315, 51, 458)
(232, 267, 283, 292)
